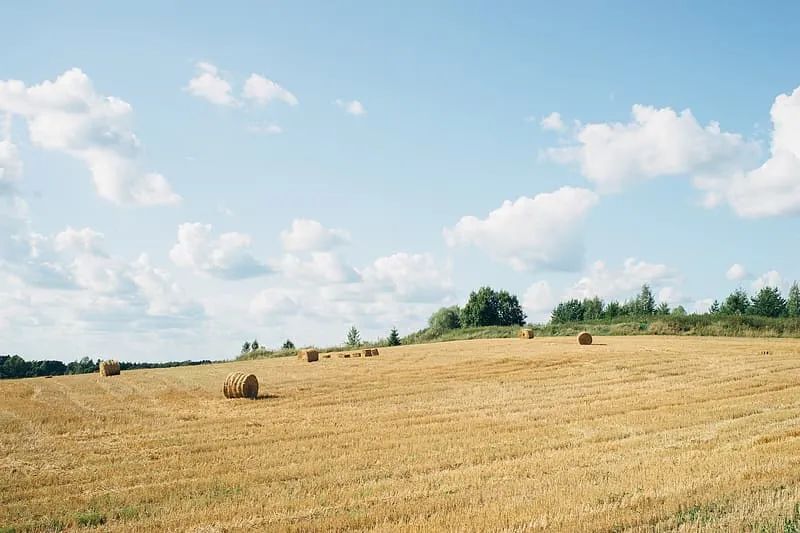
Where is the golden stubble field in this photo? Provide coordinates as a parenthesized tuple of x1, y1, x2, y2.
(3, 336, 800, 532)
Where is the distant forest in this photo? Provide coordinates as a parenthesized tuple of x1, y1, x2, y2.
(0, 355, 213, 380)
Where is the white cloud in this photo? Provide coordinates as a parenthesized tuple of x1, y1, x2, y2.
(169, 222, 270, 280)
(186, 62, 237, 106)
(751, 270, 786, 292)
(443, 186, 598, 271)
(0, 139, 22, 195)
(540, 112, 565, 132)
(247, 123, 283, 135)
(280, 219, 350, 253)
(54, 227, 106, 255)
(547, 104, 759, 193)
(0, 69, 180, 205)
(565, 257, 677, 301)
(360, 252, 452, 302)
(335, 99, 366, 116)
(657, 286, 690, 305)
(131, 254, 204, 318)
(278, 252, 359, 285)
(249, 288, 301, 318)
(242, 74, 298, 106)
(522, 280, 556, 319)
(695, 85, 800, 217)
(726, 263, 750, 281)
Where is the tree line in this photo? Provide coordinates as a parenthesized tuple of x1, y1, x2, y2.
(550, 283, 800, 323)
(0, 355, 213, 380)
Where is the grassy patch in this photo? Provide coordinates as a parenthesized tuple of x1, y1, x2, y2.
(74, 510, 105, 528)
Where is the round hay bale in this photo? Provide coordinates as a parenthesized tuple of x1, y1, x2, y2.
(518, 328, 534, 339)
(240, 374, 259, 399)
(372, 348, 379, 356)
(577, 332, 593, 345)
(99, 360, 120, 377)
(352, 350, 362, 357)
(364, 349, 374, 357)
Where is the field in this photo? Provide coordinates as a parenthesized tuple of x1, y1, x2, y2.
(3, 336, 800, 532)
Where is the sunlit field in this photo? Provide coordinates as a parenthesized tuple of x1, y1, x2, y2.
(3, 336, 800, 531)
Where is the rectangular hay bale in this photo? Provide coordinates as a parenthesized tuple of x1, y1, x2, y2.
(298, 349, 319, 362)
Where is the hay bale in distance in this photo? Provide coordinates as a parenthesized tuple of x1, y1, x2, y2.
(351, 350, 362, 357)
(322, 353, 331, 358)
(372, 348, 379, 356)
(99, 360, 120, 377)
(577, 332, 593, 345)
(518, 328, 534, 339)
(335, 352, 350, 358)
(363, 349, 374, 357)
(298, 349, 319, 363)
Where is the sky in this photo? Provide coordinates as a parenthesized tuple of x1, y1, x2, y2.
(3, 1, 800, 362)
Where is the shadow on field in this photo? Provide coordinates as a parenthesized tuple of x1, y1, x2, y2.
(255, 393, 281, 400)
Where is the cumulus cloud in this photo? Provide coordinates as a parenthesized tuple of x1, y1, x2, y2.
(540, 112, 565, 132)
(186, 62, 237, 106)
(726, 263, 750, 281)
(565, 257, 677, 301)
(0, 138, 22, 195)
(169, 222, 270, 280)
(249, 288, 301, 318)
(547, 104, 759, 193)
(0, 69, 180, 205)
(278, 252, 359, 285)
(360, 252, 452, 302)
(242, 74, 298, 106)
(751, 270, 786, 292)
(696, 85, 800, 217)
(280, 219, 350, 253)
(335, 99, 366, 116)
(522, 280, 556, 318)
(443, 186, 598, 271)
(130, 254, 204, 318)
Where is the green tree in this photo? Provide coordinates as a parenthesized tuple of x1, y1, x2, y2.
(582, 297, 604, 320)
(604, 300, 621, 319)
(428, 306, 461, 331)
(496, 290, 526, 326)
(550, 299, 584, 323)
(241, 341, 251, 354)
(346, 326, 361, 347)
(750, 286, 787, 318)
(709, 300, 721, 314)
(281, 339, 295, 350)
(787, 282, 800, 317)
(620, 299, 636, 316)
(387, 327, 401, 346)
(635, 284, 656, 315)
(251, 339, 259, 351)
(656, 301, 670, 315)
(461, 287, 500, 327)
(672, 305, 687, 316)
(721, 289, 750, 315)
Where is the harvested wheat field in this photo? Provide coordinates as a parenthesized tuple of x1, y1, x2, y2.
(4, 336, 800, 531)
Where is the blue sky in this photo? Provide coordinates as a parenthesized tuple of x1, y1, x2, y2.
(2, 1, 800, 361)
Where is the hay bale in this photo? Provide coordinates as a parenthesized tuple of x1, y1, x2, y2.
(223, 372, 258, 399)
(518, 328, 534, 339)
(363, 349, 374, 357)
(322, 353, 331, 358)
(99, 360, 120, 377)
(372, 348, 379, 356)
(298, 349, 319, 362)
(240, 374, 259, 399)
(223, 372, 243, 398)
(577, 332, 593, 345)
(351, 350, 362, 357)
(335, 352, 350, 358)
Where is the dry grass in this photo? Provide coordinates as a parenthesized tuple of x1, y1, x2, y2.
(3, 336, 800, 531)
